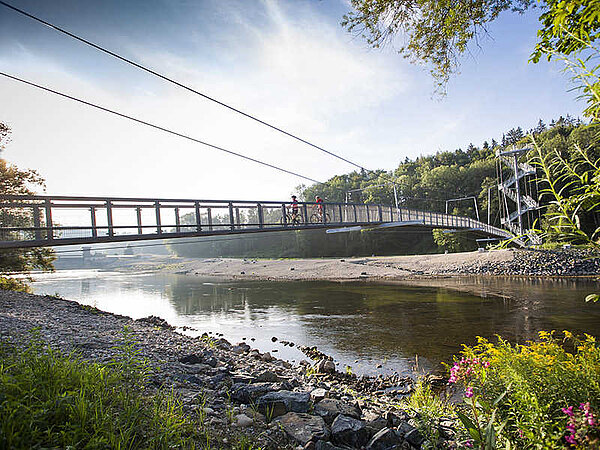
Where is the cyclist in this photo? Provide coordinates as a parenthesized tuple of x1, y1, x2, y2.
(289, 195, 299, 222)
(314, 195, 324, 219)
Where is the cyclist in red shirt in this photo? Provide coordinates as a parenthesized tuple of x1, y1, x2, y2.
(290, 195, 299, 221)
(315, 195, 323, 215)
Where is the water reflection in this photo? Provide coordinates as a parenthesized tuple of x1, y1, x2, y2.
(31, 272, 600, 376)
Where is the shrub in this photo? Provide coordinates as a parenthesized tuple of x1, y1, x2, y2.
(0, 275, 32, 293)
(451, 331, 600, 448)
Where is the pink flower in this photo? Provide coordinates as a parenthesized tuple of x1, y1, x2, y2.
(465, 440, 473, 448)
(565, 434, 577, 445)
(465, 387, 474, 398)
(562, 406, 574, 417)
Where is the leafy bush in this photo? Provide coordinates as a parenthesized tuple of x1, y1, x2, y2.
(0, 333, 200, 449)
(451, 331, 600, 448)
(0, 275, 32, 293)
(401, 378, 457, 448)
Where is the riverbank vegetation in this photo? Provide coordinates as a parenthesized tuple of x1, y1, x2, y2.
(0, 330, 265, 449)
(413, 332, 600, 449)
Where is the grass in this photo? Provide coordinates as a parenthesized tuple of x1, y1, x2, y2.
(0, 331, 200, 449)
(0, 330, 268, 449)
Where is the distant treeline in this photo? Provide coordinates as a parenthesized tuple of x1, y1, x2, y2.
(169, 116, 598, 258)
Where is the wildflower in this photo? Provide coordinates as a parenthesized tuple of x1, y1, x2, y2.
(562, 406, 575, 417)
(465, 440, 473, 448)
(465, 387, 474, 398)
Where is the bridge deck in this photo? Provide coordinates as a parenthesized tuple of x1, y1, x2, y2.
(0, 195, 514, 249)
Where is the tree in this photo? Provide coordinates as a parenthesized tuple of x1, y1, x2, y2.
(342, 0, 534, 92)
(0, 123, 54, 289)
(532, 0, 600, 63)
(342, 0, 600, 93)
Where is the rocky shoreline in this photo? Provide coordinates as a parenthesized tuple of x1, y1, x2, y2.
(0, 289, 454, 449)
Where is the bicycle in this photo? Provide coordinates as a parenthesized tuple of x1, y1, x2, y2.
(309, 212, 331, 223)
(280, 212, 304, 226)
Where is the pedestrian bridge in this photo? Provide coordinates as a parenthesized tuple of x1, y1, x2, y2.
(0, 194, 515, 249)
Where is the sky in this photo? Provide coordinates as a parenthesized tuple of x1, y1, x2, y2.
(0, 0, 584, 201)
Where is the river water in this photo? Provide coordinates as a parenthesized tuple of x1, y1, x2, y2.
(30, 271, 600, 377)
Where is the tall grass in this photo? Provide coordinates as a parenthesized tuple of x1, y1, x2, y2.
(0, 331, 200, 449)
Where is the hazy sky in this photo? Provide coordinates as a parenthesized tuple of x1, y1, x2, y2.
(0, 0, 583, 201)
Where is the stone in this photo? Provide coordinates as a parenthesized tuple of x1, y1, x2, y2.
(256, 390, 311, 418)
(310, 387, 327, 402)
(179, 354, 203, 364)
(232, 342, 250, 354)
(314, 358, 336, 374)
(233, 413, 254, 427)
(405, 428, 425, 447)
(314, 441, 345, 450)
(364, 414, 388, 435)
(230, 382, 277, 404)
(262, 352, 274, 362)
(275, 412, 330, 445)
(254, 370, 280, 382)
(314, 398, 361, 425)
(366, 427, 405, 450)
(331, 414, 369, 448)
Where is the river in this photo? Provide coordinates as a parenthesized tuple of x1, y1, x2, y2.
(30, 271, 600, 377)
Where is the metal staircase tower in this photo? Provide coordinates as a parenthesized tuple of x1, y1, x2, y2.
(497, 146, 540, 244)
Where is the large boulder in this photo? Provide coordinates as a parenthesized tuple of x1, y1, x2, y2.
(314, 398, 361, 424)
(275, 412, 330, 445)
(256, 390, 311, 418)
(331, 414, 369, 448)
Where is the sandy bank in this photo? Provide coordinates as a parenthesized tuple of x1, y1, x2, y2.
(154, 248, 599, 282)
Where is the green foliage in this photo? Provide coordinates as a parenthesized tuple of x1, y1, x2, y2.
(432, 229, 478, 253)
(342, 0, 534, 93)
(401, 378, 456, 447)
(452, 331, 600, 448)
(0, 332, 201, 449)
(0, 122, 55, 276)
(533, 0, 600, 63)
(0, 275, 32, 293)
(530, 124, 600, 247)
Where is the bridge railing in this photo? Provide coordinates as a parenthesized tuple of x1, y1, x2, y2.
(0, 194, 512, 248)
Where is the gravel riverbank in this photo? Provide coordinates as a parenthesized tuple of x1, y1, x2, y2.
(0, 289, 452, 449)
(153, 248, 600, 282)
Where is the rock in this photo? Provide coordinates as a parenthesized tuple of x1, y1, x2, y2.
(366, 427, 405, 450)
(331, 414, 369, 448)
(364, 414, 388, 435)
(275, 412, 330, 445)
(262, 352, 274, 362)
(179, 354, 203, 364)
(271, 336, 278, 342)
(310, 387, 327, 402)
(314, 358, 336, 374)
(314, 441, 345, 450)
(405, 428, 425, 447)
(233, 413, 254, 427)
(232, 342, 251, 354)
(230, 382, 277, 403)
(314, 398, 361, 424)
(254, 370, 280, 382)
(137, 315, 173, 329)
(256, 390, 311, 418)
